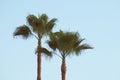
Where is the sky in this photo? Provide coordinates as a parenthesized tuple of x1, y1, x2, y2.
(0, 0, 120, 80)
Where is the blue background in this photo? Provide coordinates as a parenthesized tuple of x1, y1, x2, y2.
(0, 0, 120, 80)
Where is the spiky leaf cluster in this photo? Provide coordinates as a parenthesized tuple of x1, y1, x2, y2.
(48, 30, 93, 57)
(14, 14, 57, 39)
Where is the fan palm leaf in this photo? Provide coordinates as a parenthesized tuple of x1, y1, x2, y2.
(13, 25, 31, 39)
(35, 47, 52, 57)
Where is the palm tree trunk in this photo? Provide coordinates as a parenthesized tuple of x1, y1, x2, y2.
(61, 57, 66, 80)
(37, 39, 41, 80)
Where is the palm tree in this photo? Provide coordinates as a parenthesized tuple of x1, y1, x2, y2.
(13, 14, 57, 80)
(47, 30, 93, 80)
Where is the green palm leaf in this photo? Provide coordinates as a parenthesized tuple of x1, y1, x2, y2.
(39, 14, 48, 25)
(46, 18, 57, 32)
(35, 47, 52, 57)
(13, 25, 31, 39)
(27, 15, 38, 32)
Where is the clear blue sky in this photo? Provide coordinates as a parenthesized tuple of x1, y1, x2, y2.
(0, 0, 120, 80)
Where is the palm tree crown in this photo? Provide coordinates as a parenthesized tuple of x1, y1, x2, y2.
(48, 30, 93, 57)
(14, 14, 57, 39)
(13, 14, 57, 55)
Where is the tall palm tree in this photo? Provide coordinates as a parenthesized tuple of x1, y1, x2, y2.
(13, 14, 57, 80)
(47, 30, 93, 80)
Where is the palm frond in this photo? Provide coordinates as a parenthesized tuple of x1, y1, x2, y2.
(35, 47, 52, 57)
(80, 44, 93, 49)
(13, 25, 31, 39)
(39, 14, 48, 25)
(41, 48, 52, 57)
(27, 14, 40, 33)
(47, 33, 57, 50)
(74, 44, 93, 55)
(47, 40, 57, 50)
(46, 18, 57, 33)
(73, 39, 85, 49)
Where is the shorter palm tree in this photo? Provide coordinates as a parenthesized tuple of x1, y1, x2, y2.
(13, 14, 57, 80)
(47, 30, 93, 80)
